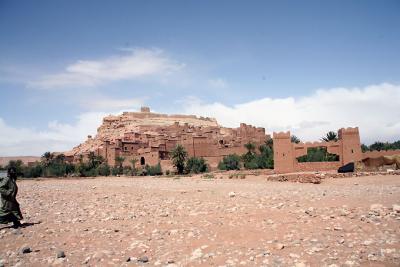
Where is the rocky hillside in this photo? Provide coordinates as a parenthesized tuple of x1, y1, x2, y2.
(65, 108, 219, 156)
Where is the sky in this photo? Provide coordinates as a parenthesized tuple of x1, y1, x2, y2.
(0, 0, 400, 156)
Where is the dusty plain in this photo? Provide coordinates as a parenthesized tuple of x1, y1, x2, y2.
(1, 173, 399, 267)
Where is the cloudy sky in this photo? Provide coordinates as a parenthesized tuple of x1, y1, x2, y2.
(1, 0, 400, 156)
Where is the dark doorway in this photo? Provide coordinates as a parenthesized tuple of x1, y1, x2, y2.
(140, 157, 145, 165)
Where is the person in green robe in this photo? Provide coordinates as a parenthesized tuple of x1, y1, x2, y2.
(0, 166, 23, 228)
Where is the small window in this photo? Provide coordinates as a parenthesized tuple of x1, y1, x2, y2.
(351, 149, 354, 153)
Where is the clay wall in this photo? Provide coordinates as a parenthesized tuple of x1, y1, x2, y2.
(273, 127, 361, 174)
(295, 162, 342, 172)
(362, 149, 400, 159)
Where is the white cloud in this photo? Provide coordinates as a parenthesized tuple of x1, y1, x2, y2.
(81, 96, 144, 111)
(29, 48, 185, 89)
(0, 112, 107, 156)
(208, 78, 228, 89)
(182, 83, 400, 144)
(1, 83, 399, 156)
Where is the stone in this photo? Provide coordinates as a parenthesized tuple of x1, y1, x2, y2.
(190, 248, 203, 260)
(274, 243, 284, 250)
(229, 191, 236, 198)
(137, 256, 149, 263)
(20, 246, 32, 254)
(393, 204, 400, 213)
(370, 204, 384, 213)
(56, 250, 66, 258)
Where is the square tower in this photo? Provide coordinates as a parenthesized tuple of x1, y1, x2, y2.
(273, 131, 294, 173)
(338, 127, 362, 165)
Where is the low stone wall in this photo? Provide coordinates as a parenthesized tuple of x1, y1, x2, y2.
(362, 150, 400, 159)
(295, 161, 342, 172)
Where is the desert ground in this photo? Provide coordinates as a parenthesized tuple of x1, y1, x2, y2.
(1, 173, 399, 267)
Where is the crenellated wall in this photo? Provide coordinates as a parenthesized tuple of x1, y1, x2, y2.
(273, 127, 362, 173)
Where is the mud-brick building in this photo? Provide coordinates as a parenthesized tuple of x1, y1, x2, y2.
(66, 107, 269, 170)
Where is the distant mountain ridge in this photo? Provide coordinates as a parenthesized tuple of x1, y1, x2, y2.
(0, 156, 41, 167)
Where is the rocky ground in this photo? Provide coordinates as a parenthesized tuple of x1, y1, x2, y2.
(0, 173, 399, 267)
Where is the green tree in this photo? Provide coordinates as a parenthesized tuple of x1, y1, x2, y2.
(185, 157, 209, 173)
(41, 151, 54, 167)
(297, 147, 339, 162)
(129, 158, 138, 175)
(369, 141, 385, 151)
(265, 138, 273, 148)
(291, 135, 301, 144)
(88, 152, 97, 168)
(55, 153, 65, 163)
(115, 156, 125, 175)
(23, 163, 43, 178)
(244, 142, 256, 153)
(88, 152, 104, 169)
(171, 144, 188, 174)
(256, 144, 274, 169)
(321, 131, 338, 142)
(96, 163, 111, 176)
(361, 144, 369, 152)
(218, 154, 241, 170)
(242, 142, 258, 169)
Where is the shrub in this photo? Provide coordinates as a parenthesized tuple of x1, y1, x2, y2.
(297, 147, 339, 162)
(145, 163, 163, 176)
(255, 144, 274, 169)
(23, 163, 43, 178)
(201, 173, 215, 179)
(243, 159, 259, 169)
(229, 173, 246, 179)
(218, 154, 241, 170)
(111, 167, 120, 176)
(185, 157, 209, 174)
(96, 163, 111, 176)
(123, 166, 133, 176)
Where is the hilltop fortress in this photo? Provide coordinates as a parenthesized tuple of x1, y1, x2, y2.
(65, 107, 268, 170)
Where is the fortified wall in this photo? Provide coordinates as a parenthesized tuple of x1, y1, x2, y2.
(273, 127, 362, 173)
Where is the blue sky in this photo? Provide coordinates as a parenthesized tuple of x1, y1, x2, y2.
(1, 0, 400, 156)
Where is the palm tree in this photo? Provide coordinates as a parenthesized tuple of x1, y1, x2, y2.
(130, 158, 138, 172)
(265, 138, 273, 148)
(291, 135, 300, 144)
(88, 152, 96, 168)
(244, 142, 256, 154)
(115, 156, 125, 169)
(171, 144, 188, 174)
(321, 131, 338, 142)
(54, 154, 66, 165)
(41, 151, 54, 167)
